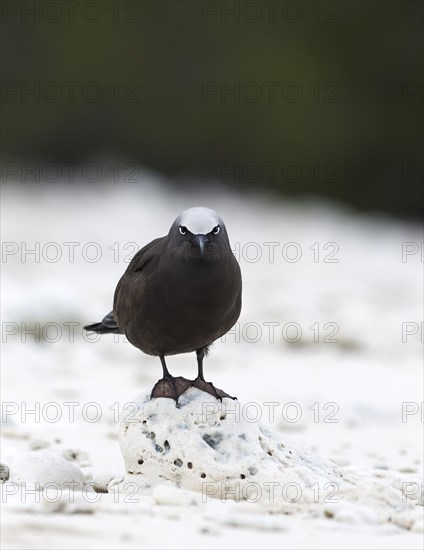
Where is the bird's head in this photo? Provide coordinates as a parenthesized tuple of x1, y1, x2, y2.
(168, 207, 231, 261)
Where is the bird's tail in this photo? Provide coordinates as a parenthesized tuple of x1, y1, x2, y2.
(84, 311, 122, 334)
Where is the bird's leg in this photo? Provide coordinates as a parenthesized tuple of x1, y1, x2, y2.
(197, 348, 205, 380)
(150, 356, 191, 405)
(191, 348, 237, 401)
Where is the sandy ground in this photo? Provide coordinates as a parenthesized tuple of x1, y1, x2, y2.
(1, 175, 423, 549)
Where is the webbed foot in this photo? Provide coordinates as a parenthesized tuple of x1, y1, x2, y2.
(150, 375, 192, 406)
(191, 377, 237, 401)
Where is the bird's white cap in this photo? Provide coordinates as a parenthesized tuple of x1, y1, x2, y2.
(178, 207, 220, 235)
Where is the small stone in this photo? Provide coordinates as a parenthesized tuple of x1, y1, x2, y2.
(29, 438, 50, 451)
(0, 463, 10, 482)
(9, 451, 85, 489)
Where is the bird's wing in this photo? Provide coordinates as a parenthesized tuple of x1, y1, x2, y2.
(112, 236, 166, 331)
(126, 237, 164, 272)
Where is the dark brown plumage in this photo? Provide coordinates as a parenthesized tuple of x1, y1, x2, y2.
(84, 207, 242, 403)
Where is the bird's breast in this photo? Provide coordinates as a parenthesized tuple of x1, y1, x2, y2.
(160, 258, 238, 316)
(124, 254, 241, 355)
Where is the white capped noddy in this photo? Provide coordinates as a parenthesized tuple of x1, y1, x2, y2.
(84, 207, 242, 404)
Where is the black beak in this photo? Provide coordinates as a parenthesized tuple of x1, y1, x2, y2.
(192, 234, 209, 255)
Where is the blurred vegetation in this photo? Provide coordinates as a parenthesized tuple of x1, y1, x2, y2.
(1, 0, 423, 218)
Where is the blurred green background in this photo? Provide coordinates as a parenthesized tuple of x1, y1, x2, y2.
(1, 0, 423, 218)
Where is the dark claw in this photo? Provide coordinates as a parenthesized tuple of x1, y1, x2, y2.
(191, 377, 237, 401)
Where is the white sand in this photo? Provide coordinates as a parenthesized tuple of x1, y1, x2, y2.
(1, 175, 423, 548)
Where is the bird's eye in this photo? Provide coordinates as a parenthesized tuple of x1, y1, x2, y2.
(179, 226, 187, 235)
(212, 225, 220, 235)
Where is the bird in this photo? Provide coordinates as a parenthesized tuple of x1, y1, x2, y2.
(84, 207, 242, 404)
